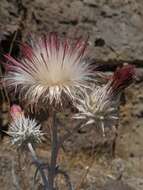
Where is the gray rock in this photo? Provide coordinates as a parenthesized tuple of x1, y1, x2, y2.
(1, 0, 143, 62)
(101, 180, 135, 190)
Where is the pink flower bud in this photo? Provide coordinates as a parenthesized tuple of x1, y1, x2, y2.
(10, 105, 23, 119)
(111, 64, 135, 95)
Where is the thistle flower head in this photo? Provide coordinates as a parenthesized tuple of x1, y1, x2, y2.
(5, 34, 94, 106)
(74, 65, 135, 135)
(74, 83, 119, 135)
(8, 105, 43, 149)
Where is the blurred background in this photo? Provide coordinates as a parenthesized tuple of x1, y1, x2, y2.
(0, 0, 143, 190)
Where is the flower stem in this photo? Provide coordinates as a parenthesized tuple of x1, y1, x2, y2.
(27, 143, 49, 190)
(48, 112, 59, 190)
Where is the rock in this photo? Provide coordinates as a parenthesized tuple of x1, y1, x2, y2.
(1, 1, 143, 62)
(126, 177, 143, 190)
(101, 180, 135, 190)
(111, 158, 125, 180)
(0, 0, 19, 33)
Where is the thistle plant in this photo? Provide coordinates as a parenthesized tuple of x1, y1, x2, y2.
(4, 33, 135, 190)
(4, 33, 95, 190)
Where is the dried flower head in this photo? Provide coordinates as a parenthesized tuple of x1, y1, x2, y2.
(8, 105, 43, 149)
(5, 34, 94, 106)
(74, 65, 135, 135)
(74, 84, 119, 135)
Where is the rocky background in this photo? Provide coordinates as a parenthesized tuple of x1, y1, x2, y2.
(0, 0, 143, 190)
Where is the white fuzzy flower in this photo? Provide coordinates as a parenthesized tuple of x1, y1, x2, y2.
(5, 34, 94, 106)
(8, 114, 43, 149)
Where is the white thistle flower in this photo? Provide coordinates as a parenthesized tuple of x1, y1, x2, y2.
(8, 114, 43, 149)
(74, 83, 119, 135)
(5, 34, 94, 106)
